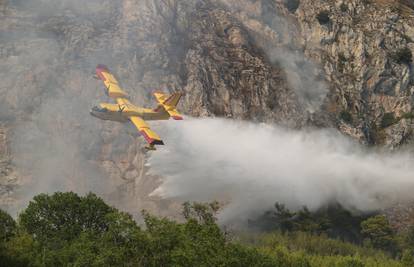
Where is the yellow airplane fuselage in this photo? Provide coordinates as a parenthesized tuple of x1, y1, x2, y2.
(90, 101, 170, 123)
(92, 64, 183, 149)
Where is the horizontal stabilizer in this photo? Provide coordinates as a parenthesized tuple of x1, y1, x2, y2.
(154, 91, 183, 120)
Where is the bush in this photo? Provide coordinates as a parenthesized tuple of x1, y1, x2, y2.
(401, 112, 414, 120)
(335, 256, 365, 267)
(0, 209, 16, 242)
(317, 10, 331, 25)
(392, 47, 413, 65)
(338, 53, 348, 72)
(340, 3, 348, 13)
(380, 112, 399, 128)
(368, 122, 387, 145)
(361, 215, 396, 252)
(401, 249, 414, 267)
(340, 110, 353, 124)
(250, 202, 375, 243)
(284, 0, 300, 13)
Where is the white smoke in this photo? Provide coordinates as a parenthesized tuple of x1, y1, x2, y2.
(148, 117, 414, 223)
(217, 0, 329, 112)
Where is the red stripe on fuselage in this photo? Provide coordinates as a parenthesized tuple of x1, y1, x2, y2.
(172, 115, 183, 120)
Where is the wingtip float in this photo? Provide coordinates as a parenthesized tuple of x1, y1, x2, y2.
(90, 65, 184, 151)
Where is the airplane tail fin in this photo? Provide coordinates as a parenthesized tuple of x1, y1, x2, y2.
(154, 91, 183, 120)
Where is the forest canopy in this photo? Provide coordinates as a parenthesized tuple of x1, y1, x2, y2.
(0, 192, 413, 267)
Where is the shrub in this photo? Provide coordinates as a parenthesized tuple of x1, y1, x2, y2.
(380, 112, 399, 128)
(401, 112, 414, 120)
(338, 53, 348, 72)
(392, 47, 413, 65)
(368, 122, 387, 145)
(401, 249, 414, 267)
(361, 215, 396, 252)
(284, 0, 300, 13)
(317, 10, 331, 25)
(336, 256, 365, 267)
(340, 3, 348, 13)
(0, 209, 16, 242)
(340, 110, 353, 124)
(250, 202, 375, 243)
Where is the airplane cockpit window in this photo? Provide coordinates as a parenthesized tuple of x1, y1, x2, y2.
(92, 106, 108, 112)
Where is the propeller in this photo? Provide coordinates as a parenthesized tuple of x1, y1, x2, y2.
(104, 85, 110, 96)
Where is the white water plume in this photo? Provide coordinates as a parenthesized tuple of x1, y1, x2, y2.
(148, 117, 414, 223)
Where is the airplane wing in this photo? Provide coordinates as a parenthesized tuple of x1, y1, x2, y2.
(95, 65, 129, 99)
(129, 116, 164, 146)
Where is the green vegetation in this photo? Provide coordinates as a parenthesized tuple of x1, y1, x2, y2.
(381, 112, 399, 128)
(241, 231, 402, 267)
(0, 209, 15, 242)
(317, 11, 331, 25)
(401, 112, 414, 120)
(380, 111, 414, 129)
(361, 215, 397, 253)
(249, 203, 375, 243)
(340, 3, 348, 13)
(392, 47, 413, 65)
(339, 110, 353, 124)
(368, 121, 387, 145)
(284, 0, 300, 13)
(337, 53, 348, 73)
(0, 193, 277, 267)
(1, 192, 414, 266)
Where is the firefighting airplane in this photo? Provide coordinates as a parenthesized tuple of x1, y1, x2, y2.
(90, 64, 183, 151)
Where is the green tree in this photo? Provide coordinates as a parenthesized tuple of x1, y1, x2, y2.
(404, 225, 414, 249)
(142, 202, 278, 267)
(19, 192, 115, 245)
(0, 209, 16, 242)
(2, 232, 39, 267)
(17, 192, 148, 266)
(401, 249, 414, 267)
(361, 215, 396, 252)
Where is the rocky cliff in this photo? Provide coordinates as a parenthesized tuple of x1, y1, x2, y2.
(0, 0, 413, 222)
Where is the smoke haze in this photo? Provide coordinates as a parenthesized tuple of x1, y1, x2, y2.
(149, 117, 414, 223)
(217, 0, 328, 112)
(2, 0, 413, 225)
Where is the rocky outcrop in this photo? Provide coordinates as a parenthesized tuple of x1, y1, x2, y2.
(209, 0, 414, 146)
(0, 125, 20, 210)
(182, 4, 306, 127)
(291, 0, 414, 146)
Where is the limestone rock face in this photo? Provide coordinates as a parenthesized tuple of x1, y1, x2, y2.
(212, 0, 414, 146)
(0, 0, 413, 221)
(182, 5, 305, 127)
(292, 0, 414, 146)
